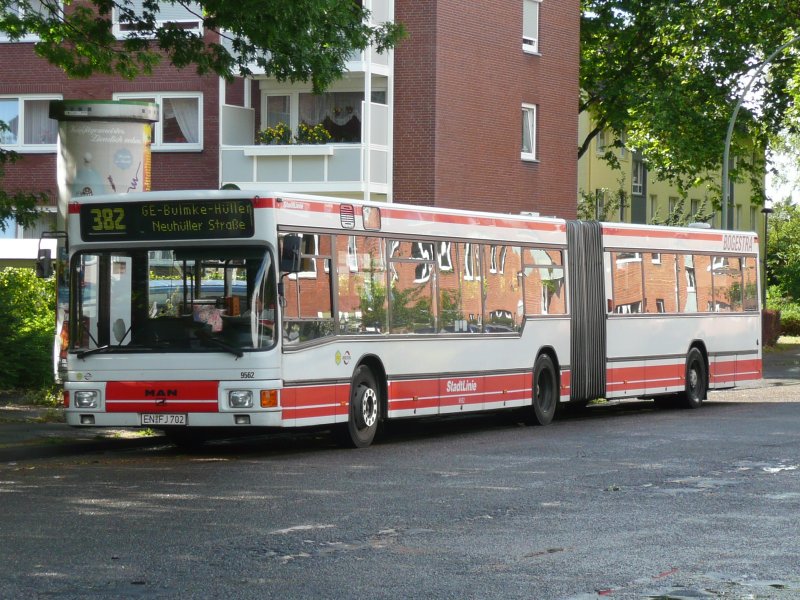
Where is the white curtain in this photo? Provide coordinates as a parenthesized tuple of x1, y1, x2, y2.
(164, 97, 199, 144)
(24, 99, 58, 144)
(299, 92, 363, 126)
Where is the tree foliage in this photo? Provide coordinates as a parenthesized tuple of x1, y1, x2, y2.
(0, 0, 404, 226)
(581, 0, 800, 202)
(765, 198, 800, 302)
(0, 268, 55, 389)
(0, 0, 404, 92)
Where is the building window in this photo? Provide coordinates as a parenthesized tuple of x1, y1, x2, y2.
(595, 129, 606, 155)
(265, 95, 291, 129)
(522, 0, 541, 53)
(0, 95, 60, 151)
(750, 206, 757, 232)
(668, 196, 679, 218)
(113, 0, 203, 38)
(0, 217, 19, 239)
(0, 1, 63, 41)
(113, 93, 202, 151)
(631, 158, 644, 196)
(299, 91, 364, 143)
(649, 195, 658, 222)
(521, 104, 537, 161)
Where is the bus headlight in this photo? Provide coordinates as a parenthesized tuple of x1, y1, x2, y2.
(228, 390, 253, 409)
(74, 390, 99, 409)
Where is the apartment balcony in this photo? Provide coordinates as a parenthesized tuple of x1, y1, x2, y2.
(220, 101, 390, 199)
(220, 142, 389, 198)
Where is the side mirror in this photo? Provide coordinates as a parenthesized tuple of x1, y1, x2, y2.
(35, 248, 53, 278)
(280, 234, 302, 273)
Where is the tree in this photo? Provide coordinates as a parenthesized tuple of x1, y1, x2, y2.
(0, 0, 403, 90)
(0, 0, 404, 226)
(0, 267, 55, 389)
(581, 0, 800, 202)
(765, 198, 800, 302)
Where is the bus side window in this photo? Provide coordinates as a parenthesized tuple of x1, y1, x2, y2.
(693, 255, 713, 312)
(678, 254, 698, 313)
(336, 235, 387, 334)
(712, 256, 742, 312)
(388, 240, 435, 334)
(483, 245, 522, 332)
(523, 248, 566, 316)
(644, 253, 677, 313)
(742, 256, 759, 311)
(611, 251, 643, 313)
(282, 233, 334, 343)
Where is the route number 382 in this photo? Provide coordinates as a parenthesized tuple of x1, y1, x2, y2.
(89, 207, 126, 232)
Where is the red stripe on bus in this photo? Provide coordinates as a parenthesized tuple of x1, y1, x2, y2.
(283, 405, 340, 420)
(379, 207, 564, 232)
(607, 365, 647, 390)
(389, 399, 435, 412)
(106, 400, 218, 413)
(736, 358, 762, 379)
(268, 196, 563, 233)
(252, 196, 278, 208)
(602, 226, 724, 242)
(106, 381, 218, 401)
(281, 383, 349, 421)
(710, 358, 736, 384)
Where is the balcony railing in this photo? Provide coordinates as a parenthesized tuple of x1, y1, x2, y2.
(220, 143, 389, 196)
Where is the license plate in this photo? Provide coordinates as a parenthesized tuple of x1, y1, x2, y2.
(141, 413, 187, 426)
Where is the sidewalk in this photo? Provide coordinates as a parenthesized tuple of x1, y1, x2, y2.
(0, 392, 163, 459)
(763, 338, 800, 384)
(2, 341, 799, 458)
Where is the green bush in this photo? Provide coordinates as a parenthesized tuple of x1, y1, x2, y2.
(0, 267, 55, 389)
(766, 285, 800, 337)
(779, 304, 800, 336)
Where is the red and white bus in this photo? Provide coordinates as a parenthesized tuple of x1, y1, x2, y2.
(47, 190, 762, 447)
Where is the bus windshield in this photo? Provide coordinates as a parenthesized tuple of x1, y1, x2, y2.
(69, 245, 277, 355)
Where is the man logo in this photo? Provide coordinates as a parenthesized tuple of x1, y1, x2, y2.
(146, 389, 177, 405)
(144, 389, 178, 397)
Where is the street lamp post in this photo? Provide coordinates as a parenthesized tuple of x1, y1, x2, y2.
(761, 206, 774, 306)
(722, 34, 800, 230)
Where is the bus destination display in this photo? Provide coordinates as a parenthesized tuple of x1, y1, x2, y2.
(80, 199, 255, 241)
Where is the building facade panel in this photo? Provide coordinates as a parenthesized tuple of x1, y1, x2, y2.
(394, 0, 579, 218)
(0, 42, 220, 210)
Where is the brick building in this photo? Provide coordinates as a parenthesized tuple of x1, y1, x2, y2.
(1, 0, 580, 261)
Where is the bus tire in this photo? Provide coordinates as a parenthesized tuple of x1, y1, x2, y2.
(529, 354, 558, 426)
(680, 348, 707, 409)
(339, 365, 381, 448)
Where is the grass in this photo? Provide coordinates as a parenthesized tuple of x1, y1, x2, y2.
(764, 335, 800, 354)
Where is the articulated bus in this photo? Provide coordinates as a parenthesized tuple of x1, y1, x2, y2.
(46, 190, 762, 447)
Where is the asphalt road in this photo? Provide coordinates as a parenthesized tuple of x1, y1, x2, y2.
(1, 378, 800, 599)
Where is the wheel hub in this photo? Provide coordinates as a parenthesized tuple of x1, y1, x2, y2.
(360, 388, 378, 428)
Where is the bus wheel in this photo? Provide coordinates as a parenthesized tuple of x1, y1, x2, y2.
(530, 354, 558, 426)
(680, 348, 707, 409)
(340, 365, 380, 448)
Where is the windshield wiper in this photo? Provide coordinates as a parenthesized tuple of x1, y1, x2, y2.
(76, 345, 113, 359)
(76, 343, 157, 359)
(195, 329, 244, 358)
